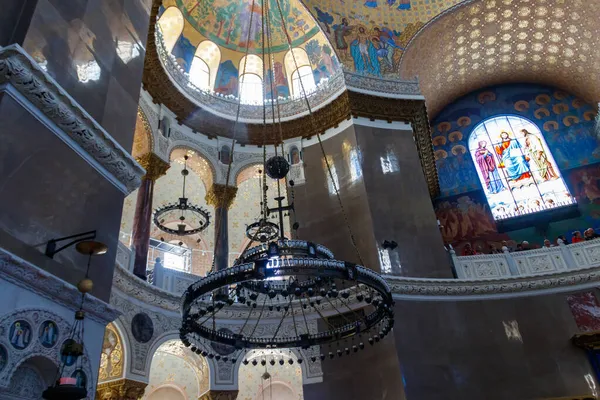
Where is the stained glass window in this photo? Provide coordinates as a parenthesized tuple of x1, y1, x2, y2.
(468, 115, 575, 221)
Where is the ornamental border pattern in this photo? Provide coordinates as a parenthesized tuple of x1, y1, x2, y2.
(386, 264, 600, 300)
(0, 44, 145, 194)
(0, 247, 120, 325)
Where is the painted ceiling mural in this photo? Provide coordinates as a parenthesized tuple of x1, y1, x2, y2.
(306, 0, 464, 77)
(176, 0, 320, 53)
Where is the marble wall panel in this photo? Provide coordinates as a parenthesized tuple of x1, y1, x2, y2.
(393, 293, 596, 400)
(0, 94, 123, 302)
(20, 0, 151, 150)
(355, 125, 453, 278)
(293, 125, 380, 270)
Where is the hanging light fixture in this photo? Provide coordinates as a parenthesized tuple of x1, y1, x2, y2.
(154, 155, 210, 236)
(43, 240, 107, 400)
(179, 0, 394, 365)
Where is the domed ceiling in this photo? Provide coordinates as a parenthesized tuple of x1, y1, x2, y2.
(400, 0, 600, 117)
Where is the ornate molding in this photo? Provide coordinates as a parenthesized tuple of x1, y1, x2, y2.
(343, 70, 422, 98)
(0, 247, 120, 325)
(96, 378, 147, 400)
(348, 92, 440, 197)
(136, 152, 170, 181)
(205, 184, 238, 209)
(386, 265, 600, 301)
(199, 390, 238, 400)
(0, 45, 144, 194)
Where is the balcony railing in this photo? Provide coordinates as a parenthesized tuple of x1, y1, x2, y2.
(451, 240, 600, 279)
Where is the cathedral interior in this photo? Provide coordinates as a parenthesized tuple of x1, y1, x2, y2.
(1, 0, 600, 399)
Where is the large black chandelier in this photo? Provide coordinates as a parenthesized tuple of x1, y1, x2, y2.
(178, 0, 394, 366)
(154, 155, 210, 236)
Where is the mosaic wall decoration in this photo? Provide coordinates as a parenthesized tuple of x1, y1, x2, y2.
(38, 321, 58, 349)
(98, 323, 124, 382)
(433, 84, 600, 252)
(433, 84, 597, 197)
(8, 320, 31, 350)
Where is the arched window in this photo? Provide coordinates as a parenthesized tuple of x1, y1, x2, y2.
(322, 155, 339, 196)
(189, 57, 210, 90)
(219, 145, 232, 165)
(289, 146, 301, 165)
(284, 48, 316, 98)
(157, 6, 184, 53)
(468, 115, 575, 220)
(160, 117, 171, 138)
(190, 41, 221, 91)
(239, 55, 264, 104)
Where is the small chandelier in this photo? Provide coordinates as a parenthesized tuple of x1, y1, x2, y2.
(43, 239, 107, 400)
(154, 155, 210, 236)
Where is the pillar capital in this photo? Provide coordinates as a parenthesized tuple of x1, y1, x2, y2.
(198, 390, 239, 400)
(96, 379, 147, 400)
(205, 183, 238, 209)
(136, 152, 170, 181)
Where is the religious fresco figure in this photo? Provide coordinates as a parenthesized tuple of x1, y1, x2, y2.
(474, 141, 505, 194)
(39, 321, 58, 348)
(333, 18, 352, 60)
(350, 26, 380, 75)
(9, 321, 31, 350)
(495, 131, 531, 181)
(372, 27, 404, 72)
(521, 129, 558, 181)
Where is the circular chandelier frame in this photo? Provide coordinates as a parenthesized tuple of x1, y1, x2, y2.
(180, 239, 394, 351)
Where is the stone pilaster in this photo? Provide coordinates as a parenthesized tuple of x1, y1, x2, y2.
(205, 184, 238, 272)
(96, 379, 147, 400)
(198, 390, 239, 400)
(131, 153, 170, 280)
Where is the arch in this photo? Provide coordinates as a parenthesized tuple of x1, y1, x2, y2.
(169, 146, 217, 190)
(256, 380, 297, 400)
(468, 114, 575, 220)
(147, 384, 188, 400)
(284, 48, 315, 98)
(157, 6, 184, 53)
(132, 108, 154, 158)
(191, 41, 221, 90)
(239, 55, 264, 105)
(234, 163, 262, 187)
(189, 57, 210, 91)
(145, 332, 216, 386)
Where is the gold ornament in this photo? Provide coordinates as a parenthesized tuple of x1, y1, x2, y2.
(77, 278, 94, 293)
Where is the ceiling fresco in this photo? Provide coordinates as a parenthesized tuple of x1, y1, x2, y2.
(400, 0, 600, 117)
(305, 0, 464, 77)
(173, 0, 321, 53)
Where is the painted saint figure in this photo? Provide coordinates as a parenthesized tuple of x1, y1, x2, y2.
(350, 26, 380, 75)
(495, 131, 531, 181)
(474, 141, 505, 193)
(333, 18, 352, 59)
(521, 129, 558, 181)
(10, 321, 31, 349)
(40, 321, 57, 347)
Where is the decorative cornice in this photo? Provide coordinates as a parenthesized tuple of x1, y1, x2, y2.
(343, 70, 423, 99)
(205, 184, 238, 209)
(96, 378, 147, 400)
(0, 247, 120, 325)
(386, 265, 600, 301)
(348, 92, 440, 198)
(136, 152, 170, 181)
(0, 45, 144, 194)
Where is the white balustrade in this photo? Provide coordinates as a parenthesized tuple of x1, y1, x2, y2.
(452, 239, 600, 279)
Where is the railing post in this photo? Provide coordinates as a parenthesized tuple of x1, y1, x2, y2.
(503, 249, 520, 276)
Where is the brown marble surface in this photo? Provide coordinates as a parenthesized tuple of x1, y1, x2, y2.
(20, 0, 151, 150)
(293, 125, 380, 270)
(355, 125, 452, 278)
(0, 94, 123, 302)
(393, 292, 596, 400)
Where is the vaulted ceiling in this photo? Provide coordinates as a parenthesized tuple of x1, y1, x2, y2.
(399, 0, 600, 117)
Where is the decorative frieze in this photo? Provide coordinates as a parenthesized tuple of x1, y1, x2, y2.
(96, 378, 147, 400)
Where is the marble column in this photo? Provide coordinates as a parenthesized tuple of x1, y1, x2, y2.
(198, 390, 239, 400)
(205, 184, 238, 271)
(96, 379, 147, 400)
(131, 153, 170, 280)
